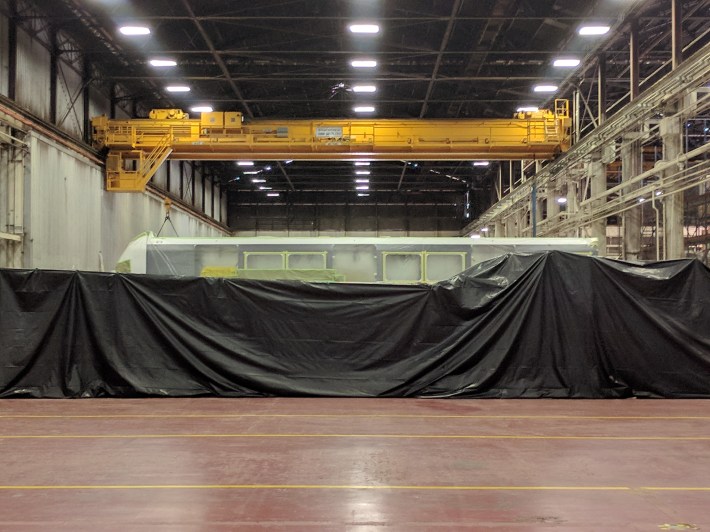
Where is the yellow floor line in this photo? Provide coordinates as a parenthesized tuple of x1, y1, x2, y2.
(1, 414, 709, 420)
(0, 433, 708, 440)
(0, 484, 633, 491)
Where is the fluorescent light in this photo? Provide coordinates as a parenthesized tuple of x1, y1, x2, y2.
(252, 179, 266, 183)
(353, 106, 375, 113)
(351, 59, 377, 68)
(533, 84, 558, 93)
(354, 162, 370, 166)
(473, 161, 489, 167)
(638, 197, 645, 203)
(353, 85, 376, 93)
(243, 171, 261, 175)
(579, 25, 610, 36)
(149, 59, 176, 67)
(266, 193, 280, 197)
(355, 179, 370, 183)
(557, 197, 568, 204)
(480, 227, 489, 232)
(655, 190, 663, 196)
(259, 186, 272, 190)
(166, 85, 190, 92)
(355, 170, 371, 175)
(470, 234, 481, 239)
(190, 106, 213, 113)
(553, 58, 580, 68)
(358, 193, 370, 197)
(349, 24, 380, 34)
(237, 161, 254, 166)
(284, 160, 293, 164)
(517, 106, 540, 113)
(119, 26, 150, 36)
(356, 185, 369, 190)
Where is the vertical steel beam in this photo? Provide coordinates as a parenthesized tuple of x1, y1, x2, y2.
(597, 53, 607, 125)
(588, 157, 607, 256)
(49, 26, 58, 124)
(179, 161, 184, 199)
(621, 134, 642, 259)
(630, 20, 640, 101)
(573, 90, 581, 143)
(109, 83, 117, 119)
(8, 0, 17, 100)
(82, 56, 91, 143)
(671, 0, 682, 69)
(530, 183, 537, 238)
(661, 117, 684, 258)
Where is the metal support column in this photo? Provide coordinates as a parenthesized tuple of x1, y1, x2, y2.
(621, 134, 642, 259)
(598, 53, 607, 125)
(530, 183, 538, 238)
(494, 219, 504, 237)
(49, 26, 58, 124)
(82, 57, 91, 143)
(671, 0, 682, 69)
(7, 0, 17, 100)
(630, 20, 640, 101)
(661, 116, 684, 258)
(588, 156, 607, 255)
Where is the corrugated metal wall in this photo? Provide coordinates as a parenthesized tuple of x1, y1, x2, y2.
(55, 58, 84, 138)
(15, 28, 51, 121)
(26, 133, 228, 271)
(0, 11, 231, 271)
(0, 14, 8, 96)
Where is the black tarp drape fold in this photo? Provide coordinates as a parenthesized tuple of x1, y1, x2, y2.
(2, 252, 709, 398)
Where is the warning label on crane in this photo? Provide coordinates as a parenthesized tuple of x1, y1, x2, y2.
(315, 126, 343, 138)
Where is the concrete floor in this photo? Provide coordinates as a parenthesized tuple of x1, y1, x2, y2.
(0, 398, 708, 530)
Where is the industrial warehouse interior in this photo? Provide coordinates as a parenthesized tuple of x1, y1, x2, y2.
(1, 0, 710, 528)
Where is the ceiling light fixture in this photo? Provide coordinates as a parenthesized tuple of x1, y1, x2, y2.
(557, 197, 568, 204)
(251, 179, 266, 183)
(190, 106, 213, 113)
(119, 26, 150, 36)
(149, 59, 177, 67)
(356, 185, 370, 190)
(355, 170, 371, 175)
(243, 170, 261, 175)
(349, 24, 380, 34)
(351, 59, 377, 68)
(533, 84, 558, 93)
(267, 193, 280, 197)
(579, 25, 610, 36)
(480, 227, 489, 232)
(473, 161, 489, 167)
(352, 85, 377, 93)
(237, 161, 255, 166)
(355, 179, 370, 183)
(259, 186, 272, 190)
(165, 85, 190, 92)
(358, 193, 370, 197)
(553, 58, 581, 67)
(353, 106, 375, 113)
(354, 162, 370, 166)
(517, 106, 540, 113)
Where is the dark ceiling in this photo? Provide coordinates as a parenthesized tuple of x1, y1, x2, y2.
(15, 0, 710, 225)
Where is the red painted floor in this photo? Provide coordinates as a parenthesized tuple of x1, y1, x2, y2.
(0, 398, 709, 530)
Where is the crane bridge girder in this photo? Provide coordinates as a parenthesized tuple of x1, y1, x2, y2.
(91, 101, 570, 192)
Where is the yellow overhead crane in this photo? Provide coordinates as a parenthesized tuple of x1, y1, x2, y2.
(91, 100, 570, 192)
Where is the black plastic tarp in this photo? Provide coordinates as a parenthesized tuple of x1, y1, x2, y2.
(1, 251, 709, 398)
